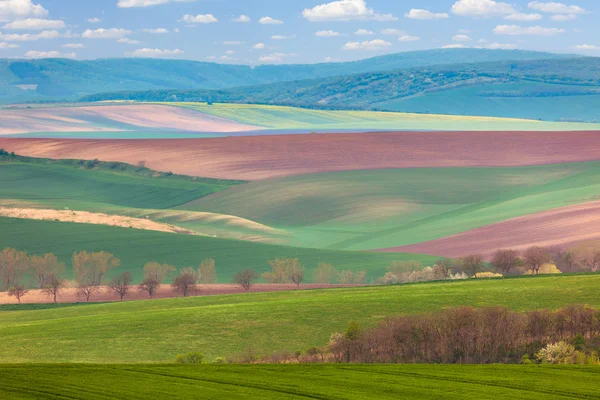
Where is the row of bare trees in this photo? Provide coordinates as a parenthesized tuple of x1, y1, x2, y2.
(243, 305, 600, 365)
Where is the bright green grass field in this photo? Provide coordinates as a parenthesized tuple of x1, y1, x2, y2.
(181, 161, 600, 250)
(1, 275, 598, 363)
(0, 218, 433, 282)
(170, 102, 600, 131)
(1, 364, 599, 399)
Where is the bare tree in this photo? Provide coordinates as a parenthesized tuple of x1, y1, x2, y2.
(571, 243, 600, 272)
(0, 248, 29, 290)
(435, 258, 456, 279)
(143, 262, 175, 282)
(523, 246, 551, 275)
(42, 273, 64, 304)
(139, 277, 160, 298)
(8, 284, 28, 304)
(313, 262, 337, 284)
(459, 254, 485, 277)
(263, 258, 303, 283)
(31, 253, 65, 289)
(290, 266, 305, 288)
(233, 269, 258, 292)
(336, 270, 367, 284)
(73, 251, 120, 302)
(109, 272, 133, 301)
(492, 249, 520, 276)
(199, 258, 217, 284)
(172, 267, 198, 297)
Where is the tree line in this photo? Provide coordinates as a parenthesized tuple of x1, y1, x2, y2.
(229, 305, 600, 365)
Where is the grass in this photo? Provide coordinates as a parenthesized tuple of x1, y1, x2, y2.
(1, 364, 599, 399)
(0, 275, 599, 362)
(181, 161, 600, 250)
(0, 217, 434, 282)
(170, 102, 600, 131)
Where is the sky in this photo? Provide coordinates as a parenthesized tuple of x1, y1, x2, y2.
(0, 0, 598, 64)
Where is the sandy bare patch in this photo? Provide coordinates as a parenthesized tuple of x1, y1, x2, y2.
(0, 284, 365, 304)
(380, 201, 600, 259)
(0, 104, 262, 134)
(0, 207, 197, 235)
(1, 130, 600, 180)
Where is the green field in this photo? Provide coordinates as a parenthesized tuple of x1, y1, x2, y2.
(1, 275, 598, 362)
(170, 102, 600, 131)
(181, 162, 600, 250)
(1, 364, 598, 399)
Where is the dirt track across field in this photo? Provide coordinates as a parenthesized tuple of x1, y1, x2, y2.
(0, 104, 261, 134)
(381, 201, 600, 259)
(2, 130, 600, 180)
(0, 284, 362, 305)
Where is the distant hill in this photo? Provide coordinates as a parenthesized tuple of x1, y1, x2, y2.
(84, 57, 600, 122)
(0, 49, 574, 104)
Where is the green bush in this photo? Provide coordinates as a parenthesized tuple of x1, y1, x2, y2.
(175, 352, 204, 364)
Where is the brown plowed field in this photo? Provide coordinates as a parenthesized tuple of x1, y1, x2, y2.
(381, 201, 600, 259)
(1, 130, 600, 180)
(0, 104, 260, 134)
(0, 284, 364, 305)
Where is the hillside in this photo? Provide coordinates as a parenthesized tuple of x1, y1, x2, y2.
(0, 49, 572, 104)
(85, 58, 600, 122)
(2, 364, 597, 400)
(0, 275, 598, 362)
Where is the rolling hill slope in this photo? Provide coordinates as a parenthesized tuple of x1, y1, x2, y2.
(0, 49, 571, 103)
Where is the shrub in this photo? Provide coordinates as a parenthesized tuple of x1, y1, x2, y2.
(536, 342, 576, 364)
(175, 352, 204, 364)
(524, 263, 561, 275)
(473, 272, 503, 279)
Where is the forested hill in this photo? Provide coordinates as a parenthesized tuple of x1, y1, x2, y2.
(0, 49, 574, 104)
(82, 57, 600, 122)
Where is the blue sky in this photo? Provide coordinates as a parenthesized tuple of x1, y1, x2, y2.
(0, 0, 598, 63)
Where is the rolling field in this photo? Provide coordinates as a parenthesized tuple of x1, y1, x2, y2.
(3, 129, 600, 181)
(0, 275, 598, 362)
(182, 162, 600, 250)
(0, 217, 433, 282)
(1, 364, 599, 399)
(172, 102, 600, 131)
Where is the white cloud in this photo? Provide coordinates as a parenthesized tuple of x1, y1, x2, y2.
(504, 12, 543, 20)
(128, 48, 184, 57)
(117, 0, 196, 8)
(271, 34, 294, 40)
(259, 16, 283, 24)
(0, 0, 48, 22)
(315, 29, 340, 36)
(62, 43, 85, 48)
(225, 50, 234, 54)
(253, 42, 265, 49)
(354, 28, 373, 35)
(480, 42, 517, 49)
(183, 14, 218, 24)
(302, 0, 396, 22)
(3, 18, 65, 30)
(342, 38, 391, 50)
(0, 41, 18, 48)
(223, 40, 243, 45)
(24, 50, 75, 58)
(259, 52, 292, 63)
(0, 29, 60, 41)
(493, 24, 566, 35)
(117, 37, 141, 44)
(451, 0, 516, 17)
(233, 15, 250, 22)
(453, 34, 472, 41)
(381, 28, 404, 36)
(551, 13, 577, 20)
(88, 17, 101, 23)
(442, 44, 468, 48)
(141, 28, 169, 34)
(398, 35, 420, 42)
(528, 1, 586, 14)
(405, 9, 449, 20)
(324, 56, 339, 62)
(82, 28, 132, 39)
(574, 44, 600, 50)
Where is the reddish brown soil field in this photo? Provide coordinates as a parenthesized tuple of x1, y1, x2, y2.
(382, 201, 600, 259)
(0, 104, 260, 134)
(0, 284, 361, 305)
(1, 130, 600, 180)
